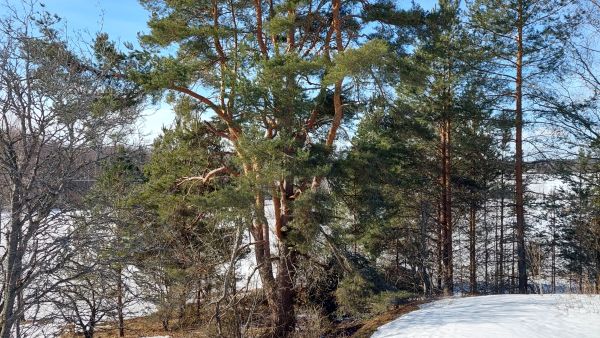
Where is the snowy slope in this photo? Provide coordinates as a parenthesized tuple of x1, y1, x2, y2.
(372, 294, 600, 338)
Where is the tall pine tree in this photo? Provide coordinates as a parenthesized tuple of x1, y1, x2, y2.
(130, 0, 421, 335)
(469, 0, 576, 293)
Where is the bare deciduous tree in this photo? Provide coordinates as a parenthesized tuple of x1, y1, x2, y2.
(0, 2, 140, 336)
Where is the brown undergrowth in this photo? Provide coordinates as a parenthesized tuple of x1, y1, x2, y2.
(60, 299, 430, 338)
(347, 300, 426, 338)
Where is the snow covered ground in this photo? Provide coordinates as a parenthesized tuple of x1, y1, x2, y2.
(372, 294, 600, 338)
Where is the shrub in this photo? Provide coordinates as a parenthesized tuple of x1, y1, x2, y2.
(335, 273, 376, 318)
(368, 291, 415, 315)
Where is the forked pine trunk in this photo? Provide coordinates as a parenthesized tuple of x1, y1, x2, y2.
(249, 194, 280, 336)
(272, 177, 296, 337)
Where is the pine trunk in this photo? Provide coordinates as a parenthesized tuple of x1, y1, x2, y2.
(274, 245, 296, 337)
(469, 203, 477, 294)
(515, 0, 528, 294)
(441, 118, 453, 295)
(437, 202, 443, 291)
(484, 203, 489, 292)
(250, 192, 281, 337)
(551, 209, 557, 293)
(272, 177, 296, 337)
(499, 169, 505, 293)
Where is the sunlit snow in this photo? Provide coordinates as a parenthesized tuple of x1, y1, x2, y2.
(372, 294, 600, 338)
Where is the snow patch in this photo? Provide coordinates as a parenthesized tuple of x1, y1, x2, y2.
(372, 294, 600, 338)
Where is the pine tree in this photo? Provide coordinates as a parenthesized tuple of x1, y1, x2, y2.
(132, 111, 246, 333)
(333, 101, 437, 295)
(453, 91, 500, 294)
(469, 0, 577, 293)
(393, 0, 494, 295)
(557, 151, 600, 292)
(333, 1, 502, 297)
(130, 0, 421, 335)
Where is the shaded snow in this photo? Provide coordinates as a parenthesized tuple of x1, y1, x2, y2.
(372, 294, 600, 338)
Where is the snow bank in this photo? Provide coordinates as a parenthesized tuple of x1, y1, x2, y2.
(372, 294, 600, 338)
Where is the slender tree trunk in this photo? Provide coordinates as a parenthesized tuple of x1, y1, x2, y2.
(596, 249, 600, 294)
(551, 206, 556, 293)
(1, 188, 25, 338)
(117, 267, 125, 337)
(511, 232, 516, 293)
(437, 202, 443, 292)
(441, 118, 453, 296)
(419, 201, 431, 295)
(196, 284, 202, 318)
(515, 0, 528, 294)
(494, 200, 499, 292)
(15, 288, 24, 338)
(484, 203, 489, 293)
(499, 167, 505, 294)
(469, 202, 477, 294)
(596, 229, 600, 294)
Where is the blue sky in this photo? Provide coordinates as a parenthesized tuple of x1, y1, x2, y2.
(2, 0, 440, 142)
(42, 0, 149, 44)
(33, 0, 175, 143)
